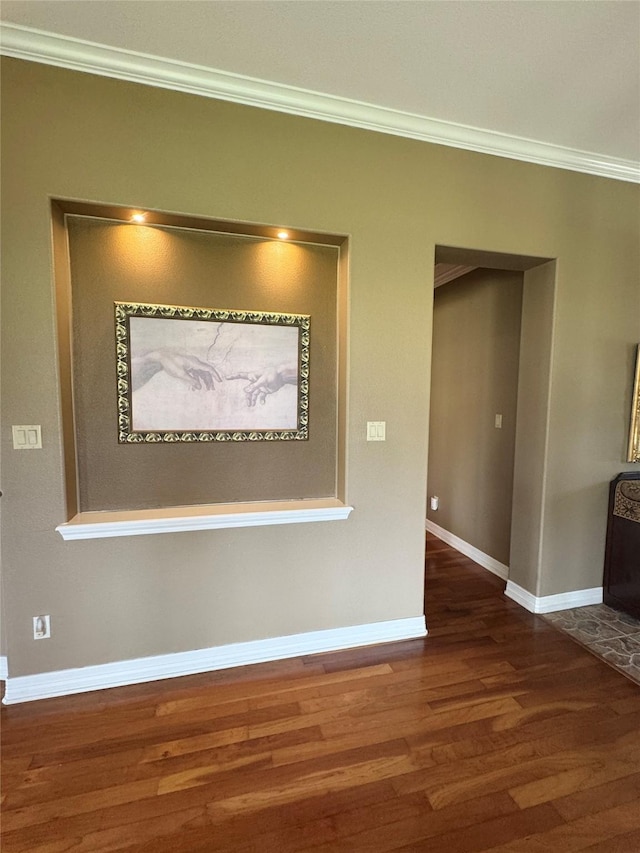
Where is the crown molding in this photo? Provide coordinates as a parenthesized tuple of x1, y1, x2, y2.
(1, 23, 638, 184)
(433, 265, 477, 288)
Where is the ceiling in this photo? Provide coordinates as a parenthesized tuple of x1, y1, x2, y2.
(1, 1, 639, 181)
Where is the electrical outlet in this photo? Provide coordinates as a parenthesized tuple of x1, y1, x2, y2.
(430, 496, 439, 511)
(33, 614, 51, 640)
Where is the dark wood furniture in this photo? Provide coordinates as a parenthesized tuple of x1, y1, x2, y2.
(603, 471, 640, 620)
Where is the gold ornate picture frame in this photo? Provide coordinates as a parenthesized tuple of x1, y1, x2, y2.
(116, 302, 309, 443)
(628, 344, 640, 463)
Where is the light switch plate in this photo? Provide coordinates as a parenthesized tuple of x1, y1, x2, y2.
(367, 421, 386, 441)
(494, 414, 503, 429)
(12, 425, 42, 449)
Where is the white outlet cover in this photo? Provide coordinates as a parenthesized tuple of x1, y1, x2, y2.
(33, 615, 51, 639)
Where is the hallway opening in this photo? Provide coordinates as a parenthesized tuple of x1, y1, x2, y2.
(426, 245, 556, 610)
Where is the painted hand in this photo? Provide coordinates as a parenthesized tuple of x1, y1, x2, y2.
(226, 365, 296, 406)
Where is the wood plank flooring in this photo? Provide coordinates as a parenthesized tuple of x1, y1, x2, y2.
(2, 533, 640, 852)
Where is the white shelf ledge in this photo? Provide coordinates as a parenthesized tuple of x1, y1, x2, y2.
(56, 498, 354, 540)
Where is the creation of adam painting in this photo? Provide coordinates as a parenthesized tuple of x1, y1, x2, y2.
(115, 302, 309, 442)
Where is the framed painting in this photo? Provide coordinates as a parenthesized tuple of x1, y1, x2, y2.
(628, 344, 640, 463)
(115, 302, 309, 442)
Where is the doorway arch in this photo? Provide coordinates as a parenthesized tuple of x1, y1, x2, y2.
(427, 246, 556, 603)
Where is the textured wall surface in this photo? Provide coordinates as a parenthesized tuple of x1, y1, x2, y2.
(1, 57, 638, 676)
(66, 217, 339, 511)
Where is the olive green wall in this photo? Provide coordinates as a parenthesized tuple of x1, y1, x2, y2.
(427, 269, 524, 565)
(1, 58, 639, 678)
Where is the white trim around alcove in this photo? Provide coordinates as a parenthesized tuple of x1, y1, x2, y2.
(2, 616, 427, 704)
(0, 656, 7, 682)
(56, 498, 354, 540)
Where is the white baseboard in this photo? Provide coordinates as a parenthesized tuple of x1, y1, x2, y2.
(2, 616, 427, 705)
(426, 520, 509, 581)
(505, 580, 603, 614)
(0, 656, 7, 681)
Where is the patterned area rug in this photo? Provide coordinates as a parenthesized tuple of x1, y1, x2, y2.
(543, 603, 640, 686)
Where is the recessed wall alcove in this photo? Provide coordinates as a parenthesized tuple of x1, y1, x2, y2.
(52, 201, 351, 538)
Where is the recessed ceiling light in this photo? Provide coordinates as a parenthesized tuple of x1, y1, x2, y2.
(131, 212, 146, 223)
(277, 230, 289, 240)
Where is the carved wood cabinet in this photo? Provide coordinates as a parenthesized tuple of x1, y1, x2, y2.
(603, 472, 640, 620)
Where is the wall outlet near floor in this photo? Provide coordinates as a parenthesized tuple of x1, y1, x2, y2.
(430, 496, 439, 511)
(33, 614, 51, 640)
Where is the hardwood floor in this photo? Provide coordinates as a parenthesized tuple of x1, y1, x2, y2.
(2, 533, 640, 852)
